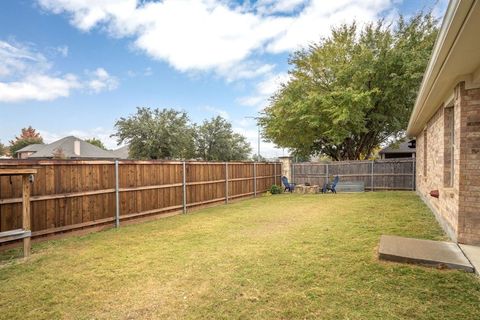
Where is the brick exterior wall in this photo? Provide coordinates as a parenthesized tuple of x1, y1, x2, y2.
(416, 105, 460, 241)
(457, 84, 480, 245)
(416, 82, 480, 245)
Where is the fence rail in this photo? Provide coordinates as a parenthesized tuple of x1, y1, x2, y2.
(0, 160, 280, 240)
(292, 159, 415, 191)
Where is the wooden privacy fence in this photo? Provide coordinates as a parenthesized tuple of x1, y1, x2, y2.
(0, 160, 280, 240)
(292, 159, 415, 191)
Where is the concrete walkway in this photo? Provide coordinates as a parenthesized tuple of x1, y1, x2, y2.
(460, 244, 480, 276)
(379, 235, 475, 273)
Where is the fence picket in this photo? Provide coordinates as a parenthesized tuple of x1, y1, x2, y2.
(0, 160, 279, 240)
(292, 159, 415, 190)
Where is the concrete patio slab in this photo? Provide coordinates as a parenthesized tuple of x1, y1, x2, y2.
(379, 235, 474, 272)
(459, 244, 480, 276)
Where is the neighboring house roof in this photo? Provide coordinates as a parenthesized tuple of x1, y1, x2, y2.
(110, 145, 130, 159)
(379, 141, 415, 155)
(29, 136, 116, 159)
(16, 144, 45, 153)
(407, 0, 480, 136)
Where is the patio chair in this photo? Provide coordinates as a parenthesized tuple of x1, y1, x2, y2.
(322, 176, 339, 194)
(281, 176, 295, 192)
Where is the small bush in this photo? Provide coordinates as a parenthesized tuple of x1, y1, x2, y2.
(269, 184, 282, 194)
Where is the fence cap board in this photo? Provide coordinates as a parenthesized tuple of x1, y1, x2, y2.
(0, 168, 37, 175)
(294, 159, 415, 165)
(0, 160, 281, 166)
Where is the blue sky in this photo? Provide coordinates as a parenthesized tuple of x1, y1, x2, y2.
(0, 0, 447, 157)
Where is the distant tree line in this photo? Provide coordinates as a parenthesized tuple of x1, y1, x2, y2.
(5, 126, 44, 156)
(113, 107, 252, 161)
(85, 138, 107, 150)
(2, 111, 252, 161)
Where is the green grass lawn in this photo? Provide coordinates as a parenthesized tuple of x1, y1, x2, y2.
(1, 192, 479, 319)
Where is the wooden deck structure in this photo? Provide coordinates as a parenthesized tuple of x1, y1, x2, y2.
(0, 169, 36, 257)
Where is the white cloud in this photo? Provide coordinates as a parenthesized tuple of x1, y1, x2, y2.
(0, 74, 80, 102)
(265, 0, 392, 53)
(235, 118, 254, 128)
(0, 40, 118, 103)
(126, 67, 153, 77)
(238, 72, 290, 109)
(219, 62, 276, 82)
(143, 67, 153, 76)
(55, 45, 69, 57)
(37, 0, 394, 78)
(238, 95, 265, 108)
(86, 68, 118, 93)
(254, 0, 307, 14)
(204, 106, 230, 120)
(0, 40, 50, 78)
(233, 124, 284, 158)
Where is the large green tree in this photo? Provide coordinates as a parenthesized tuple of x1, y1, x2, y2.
(113, 107, 195, 160)
(260, 13, 438, 160)
(9, 126, 44, 156)
(195, 116, 251, 161)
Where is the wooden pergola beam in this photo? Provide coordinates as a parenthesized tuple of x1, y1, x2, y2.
(22, 174, 31, 257)
(0, 169, 37, 258)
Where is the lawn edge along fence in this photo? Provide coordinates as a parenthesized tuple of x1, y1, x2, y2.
(0, 160, 281, 247)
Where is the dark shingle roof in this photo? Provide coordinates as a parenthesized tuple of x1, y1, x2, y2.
(16, 144, 45, 153)
(29, 136, 116, 159)
(110, 145, 130, 159)
(379, 140, 416, 154)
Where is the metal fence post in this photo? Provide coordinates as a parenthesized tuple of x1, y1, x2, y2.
(412, 159, 416, 191)
(225, 162, 229, 204)
(371, 160, 374, 192)
(274, 162, 277, 186)
(182, 161, 187, 214)
(292, 161, 295, 185)
(325, 163, 329, 185)
(253, 162, 257, 197)
(114, 160, 120, 228)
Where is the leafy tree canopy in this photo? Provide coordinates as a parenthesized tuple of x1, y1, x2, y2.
(251, 154, 266, 162)
(195, 116, 251, 161)
(9, 126, 44, 155)
(260, 13, 438, 160)
(113, 107, 196, 160)
(52, 147, 67, 159)
(0, 140, 8, 156)
(85, 138, 107, 150)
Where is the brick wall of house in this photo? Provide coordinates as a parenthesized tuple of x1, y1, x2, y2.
(416, 81, 480, 245)
(416, 104, 460, 241)
(457, 83, 480, 245)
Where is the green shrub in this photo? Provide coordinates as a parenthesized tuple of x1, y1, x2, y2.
(269, 184, 282, 194)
